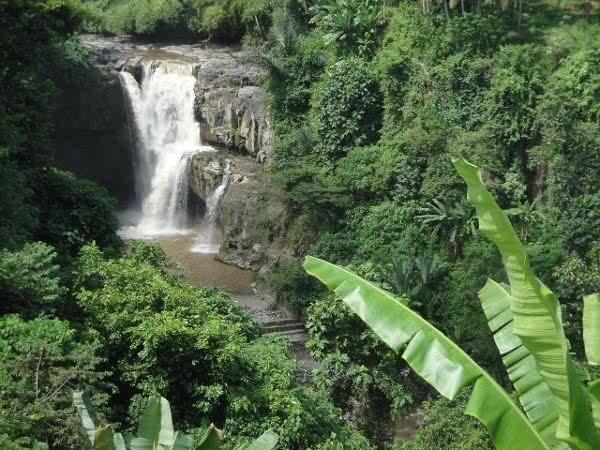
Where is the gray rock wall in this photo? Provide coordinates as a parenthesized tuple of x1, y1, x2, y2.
(193, 52, 272, 162)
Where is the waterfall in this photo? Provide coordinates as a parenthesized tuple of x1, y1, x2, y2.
(191, 160, 231, 254)
(118, 60, 214, 239)
(205, 160, 231, 224)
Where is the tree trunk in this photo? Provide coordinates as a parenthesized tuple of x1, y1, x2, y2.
(443, 0, 450, 20)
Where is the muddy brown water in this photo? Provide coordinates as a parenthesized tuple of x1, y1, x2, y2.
(153, 225, 255, 293)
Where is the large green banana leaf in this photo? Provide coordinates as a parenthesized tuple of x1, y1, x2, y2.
(590, 380, 600, 430)
(583, 294, 600, 365)
(196, 425, 223, 450)
(453, 158, 600, 449)
(479, 280, 565, 448)
(304, 255, 549, 450)
(239, 430, 279, 450)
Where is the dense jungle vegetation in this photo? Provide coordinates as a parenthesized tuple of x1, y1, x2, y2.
(1, 0, 599, 449)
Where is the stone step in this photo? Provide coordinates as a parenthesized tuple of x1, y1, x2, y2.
(265, 329, 308, 343)
(263, 322, 305, 333)
(261, 318, 302, 327)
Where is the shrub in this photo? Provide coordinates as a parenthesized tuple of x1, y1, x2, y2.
(393, 391, 492, 450)
(314, 58, 383, 162)
(33, 168, 119, 257)
(0, 242, 63, 316)
(309, 0, 385, 56)
(266, 257, 323, 312)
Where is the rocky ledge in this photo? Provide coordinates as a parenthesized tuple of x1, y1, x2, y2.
(188, 150, 274, 270)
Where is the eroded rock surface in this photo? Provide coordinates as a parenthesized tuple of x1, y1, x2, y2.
(193, 55, 272, 162)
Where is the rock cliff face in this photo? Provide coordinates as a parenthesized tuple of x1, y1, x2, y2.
(193, 54, 272, 163)
(188, 150, 272, 270)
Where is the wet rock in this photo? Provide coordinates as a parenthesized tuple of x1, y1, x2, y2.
(193, 53, 272, 162)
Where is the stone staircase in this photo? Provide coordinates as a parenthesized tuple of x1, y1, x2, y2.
(231, 289, 316, 370)
(262, 318, 306, 343)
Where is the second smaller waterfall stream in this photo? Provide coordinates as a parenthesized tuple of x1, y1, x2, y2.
(191, 160, 231, 254)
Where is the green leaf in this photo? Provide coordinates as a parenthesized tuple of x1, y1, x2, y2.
(94, 427, 117, 450)
(130, 437, 153, 450)
(114, 433, 127, 450)
(196, 424, 223, 450)
(242, 429, 279, 450)
(583, 294, 600, 365)
(453, 157, 600, 449)
(479, 279, 564, 448)
(73, 391, 98, 446)
(304, 256, 549, 450)
(32, 442, 49, 450)
(137, 397, 160, 443)
(590, 380, 600, 430)
(137, 396, 175, 446)
(168, 432, 193, 450)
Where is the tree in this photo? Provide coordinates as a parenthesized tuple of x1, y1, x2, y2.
(0, 315, 109, 449)
(304, 159, 600, 449)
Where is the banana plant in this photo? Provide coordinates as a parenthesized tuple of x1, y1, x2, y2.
(304, 158, 600, 449)
(73, 392, 278, 450)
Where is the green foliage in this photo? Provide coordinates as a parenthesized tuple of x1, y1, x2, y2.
(417, 198, 477, 255)
(309, 0, 385, 56)
(124, 241, 183, 280)
(304, 254, 549, 450)
(74, 243, 257, 423)
(73, 244, 363, 448)
(314, 58, 383, 162)
(74, 391, 280, 450)
(0, 148, 37, 249)
(0, 315, 109, 450)
(265, 257, 322, 311)
(0, 242, 64, 316)
(33, 169, 119, 257)
(306, 294, 419, 445)
(86, 0, 274, 40)
(394, 392, 492, 450)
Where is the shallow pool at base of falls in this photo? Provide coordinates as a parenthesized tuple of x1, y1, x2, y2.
(117, 220, 255, 293)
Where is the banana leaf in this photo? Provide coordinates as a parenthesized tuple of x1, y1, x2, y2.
(583, 294, 600, 365)
(479, 279, 565, 448)
(95, 427, 117, 450)
(137, 397, 174, 446)
(453, 158, 600, 449)
(114, 433, 127, 450)
(73, 391, 98, 445)
(196, 424, 224, 450)
(304, 255, 549, 450)
(241, 430, 279, 450)
(590, 380, 600, 430)
(169, 432, 193, 450)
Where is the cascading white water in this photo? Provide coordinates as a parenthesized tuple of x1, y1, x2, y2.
(118, 59, 214, 239)
(206, 160, 231, 224)
(191, 160, 231, 254)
